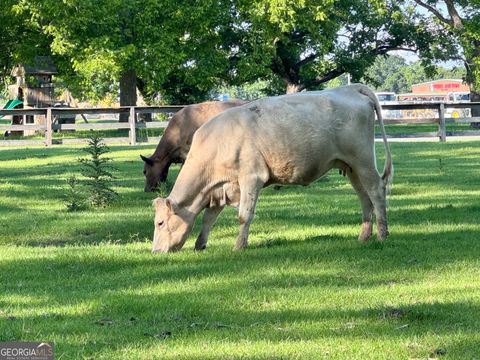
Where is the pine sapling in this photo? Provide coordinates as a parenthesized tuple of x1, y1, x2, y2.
(79, 133, 117, 207)
(64, 175, 84, 211)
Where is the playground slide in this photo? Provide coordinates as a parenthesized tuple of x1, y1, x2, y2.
(0, 99, 23, 119)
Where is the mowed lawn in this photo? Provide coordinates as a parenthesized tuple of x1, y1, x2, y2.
(0, 140, 479, 359)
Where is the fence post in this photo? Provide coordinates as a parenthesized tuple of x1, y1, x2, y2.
(129, 106, 136, 145)
(45, 107, 52, 146)
(439, 103, 446, 142)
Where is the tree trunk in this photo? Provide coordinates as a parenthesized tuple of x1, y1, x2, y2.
(119, 69, 137, 122)
(466, 54, 480, 117)
(470, 89, 480, 117)
(136, 77, 152, 122)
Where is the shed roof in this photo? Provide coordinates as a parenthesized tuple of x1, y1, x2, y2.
(11, 56, 58, 77)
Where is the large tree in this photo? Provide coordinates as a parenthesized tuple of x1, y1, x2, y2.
(15, 0, 232, 115)
(410, 0, 480, 112)
(224, 0, 442, 94)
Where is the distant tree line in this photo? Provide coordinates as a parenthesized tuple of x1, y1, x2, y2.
(1, 0, 479, 113)
(362, 55, 466, 94)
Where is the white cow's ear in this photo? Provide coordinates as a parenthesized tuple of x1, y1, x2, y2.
(165, 198, 178, 214)
(152, 197, 165, 208)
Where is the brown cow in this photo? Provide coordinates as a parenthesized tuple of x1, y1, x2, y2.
(140, 100, 248, 192)
(152, 84, 393, 253)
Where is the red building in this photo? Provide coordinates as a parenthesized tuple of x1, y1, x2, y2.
(398, 79, 470, 102)
(412, 79, 470, 94)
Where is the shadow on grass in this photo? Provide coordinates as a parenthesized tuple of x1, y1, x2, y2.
(1, 142, 480, 357)
(2, 182, 479, 248)
(1, 211, 479, 357)
(1, 223, 479, 298)
(1, 251, 479, 358)
(0, 145, 140, 159)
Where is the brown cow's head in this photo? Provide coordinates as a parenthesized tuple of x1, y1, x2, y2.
(141, 155, 170, 192)
(152, 197, 195, 253)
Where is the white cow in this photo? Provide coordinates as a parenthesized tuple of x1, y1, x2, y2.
(152, 84, 393, 253)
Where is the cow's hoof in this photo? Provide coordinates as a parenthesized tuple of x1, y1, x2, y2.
(376, 220, 389, 241)
(376, 230, 389, 242)
(377, 230, 390, 241)
(358, 222, 372, 241)
(194, 244, 206, 252)
(358, 233, 371, 242)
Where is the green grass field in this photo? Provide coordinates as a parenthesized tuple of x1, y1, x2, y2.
(0, 118, 166, 140)
(0, 141, 479, 359)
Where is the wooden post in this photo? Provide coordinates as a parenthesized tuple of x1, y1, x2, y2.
(439, 103, 446, 142)
(45, 107, 52, 146)
(129, 106, 136, 145)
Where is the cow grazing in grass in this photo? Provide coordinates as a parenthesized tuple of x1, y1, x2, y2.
(151, 84, 393, 253)
(140, 100, 248, 192)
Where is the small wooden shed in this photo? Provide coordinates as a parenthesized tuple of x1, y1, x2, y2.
(6, 56, 58, 136)
(11, 56, 58, 108)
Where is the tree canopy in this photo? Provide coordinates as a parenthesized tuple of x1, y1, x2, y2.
(0, 0, 51, 93)
(409, 0, 480, 104)
(363, 55, 466, 93)
(225, 0, 441, 94)
(3, 0, 480, 106)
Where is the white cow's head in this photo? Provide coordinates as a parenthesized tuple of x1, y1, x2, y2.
(152, 197, 194, 253)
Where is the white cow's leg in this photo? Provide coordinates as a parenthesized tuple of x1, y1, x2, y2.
(354, 166, 389, 241)
(234, 177, 263, 250)
(347, 170, 374, 241)
(195, 206, 224, 251)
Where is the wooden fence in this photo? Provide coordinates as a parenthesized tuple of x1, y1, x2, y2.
(1, 102, 480, 147)
(381, 102, 480, 142)
(0, 106, 183, 147)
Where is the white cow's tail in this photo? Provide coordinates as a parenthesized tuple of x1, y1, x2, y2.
(357, 84, 393, 193)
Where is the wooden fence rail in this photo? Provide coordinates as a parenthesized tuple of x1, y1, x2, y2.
(381, 102, 480, 142)
(0, 106, 184, 147)
(1, 102, 480, 147)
